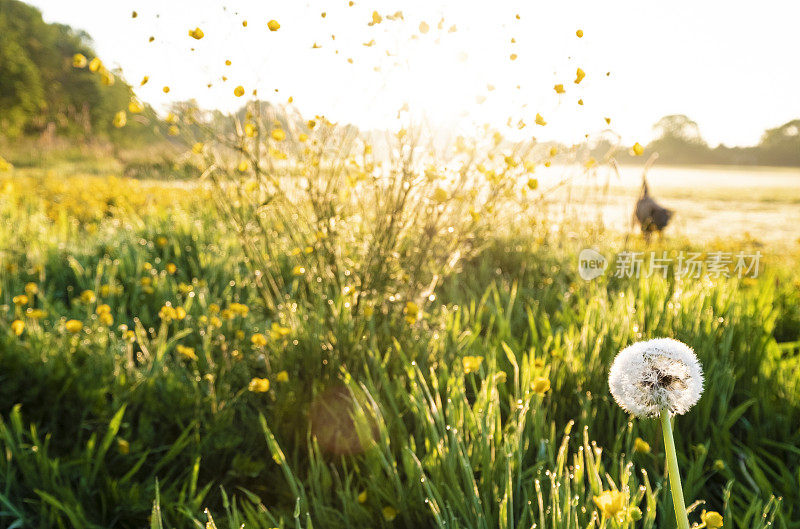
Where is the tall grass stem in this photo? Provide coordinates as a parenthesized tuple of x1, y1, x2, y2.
(660, 407, 690, 529)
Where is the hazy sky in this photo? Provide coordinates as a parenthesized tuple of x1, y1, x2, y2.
(27, 0, 800, 146)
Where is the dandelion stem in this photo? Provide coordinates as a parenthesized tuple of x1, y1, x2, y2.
(660, 407, 690, 529)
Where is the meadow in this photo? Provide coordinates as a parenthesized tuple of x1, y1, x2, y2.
(0, 145, 799, 529)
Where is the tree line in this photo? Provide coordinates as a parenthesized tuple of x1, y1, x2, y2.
(1, 0, 798, 166)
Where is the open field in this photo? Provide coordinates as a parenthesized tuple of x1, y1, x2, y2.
(0, 163, 799, 529)
(3, 0, 800, 527)
(536, 165, 800, 244)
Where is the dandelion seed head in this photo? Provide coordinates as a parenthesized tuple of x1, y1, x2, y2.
(609, 338, 703, 417)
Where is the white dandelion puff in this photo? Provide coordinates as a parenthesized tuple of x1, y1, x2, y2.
(609, 338, 704, 417)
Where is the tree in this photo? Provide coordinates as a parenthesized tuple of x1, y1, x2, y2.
(757, 119, 800, 166)
(648, 114, 714, 164)
(0, 0, 157, 142)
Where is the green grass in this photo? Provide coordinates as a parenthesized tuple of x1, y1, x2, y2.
(0, 170, 798, 529)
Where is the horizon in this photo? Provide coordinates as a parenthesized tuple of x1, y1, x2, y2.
(23, 0, 800, 148)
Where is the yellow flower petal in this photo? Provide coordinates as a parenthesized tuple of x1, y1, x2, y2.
(113, 110, 127, 128)
(72, 53, 87, 68)
(382, 506, 398, 522)
(248, 377, 270, 393)
(462, 356, 483, 374)
(532, 376, 550, 395)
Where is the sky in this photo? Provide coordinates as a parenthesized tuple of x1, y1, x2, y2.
(27, 0, 800, 147)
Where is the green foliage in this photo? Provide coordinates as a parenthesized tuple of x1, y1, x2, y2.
(645, 114, 800, 166)
(0, 0, 156, 142)
(0, 172, 797, 528)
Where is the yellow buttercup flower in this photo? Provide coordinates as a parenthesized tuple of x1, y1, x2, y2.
(117, 438, 130, 455)
(176, 345, 197, 361)
(159, 305, 177, 321)
(532, 376, 551, 395)
(382, 506, 398, 522)
(88, 57, 102, 72)
(188, 27, 204, 40)
(234, 86, 245, 97)
(65, 319, 83, 333)
(535, 113, 547, 126)
(72, 53, 87, 68)
(574, 67, 586, 84)
(113, 110, 127, 128)
(404, 301, 419, 324)
(140, 76, 149, 86)
(462, 356, 483, 374)
(632, 142, 644, 156)
(168, 125, 179, 136)
(276, 370, 289, 382)
(633, 437, 651, 454)
(593, 490, 625, 518)
(100, 70, 115, 86)
(244, 123, 257, 137)
(702, 510, 723, 529)
(271, 128, 286, 141)
(99, 313, 114, 326)
(554, 84, 565, 94)
(163, 86, 170, 94)
(24, 282, 38, 295)
(357, 490, 368, 503)
(267, 20, 280, 31)
(527, 178, 538, 190)
(230, 303, 249, 316)
(167, 263, 177, 274)
(432, 187, 448, 203)
(80, 290, 96, 303)
(11, 320, 25, 336)
(251, 333, 268, 347)
(248, 377, 270, 393)
(576, 29, 584, 38)
(128, 99, 144, 113)
(26, 308, 46, 320)
(270, 323, 291, 340)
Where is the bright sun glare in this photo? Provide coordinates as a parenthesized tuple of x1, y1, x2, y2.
(26, 0, 800, 146)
